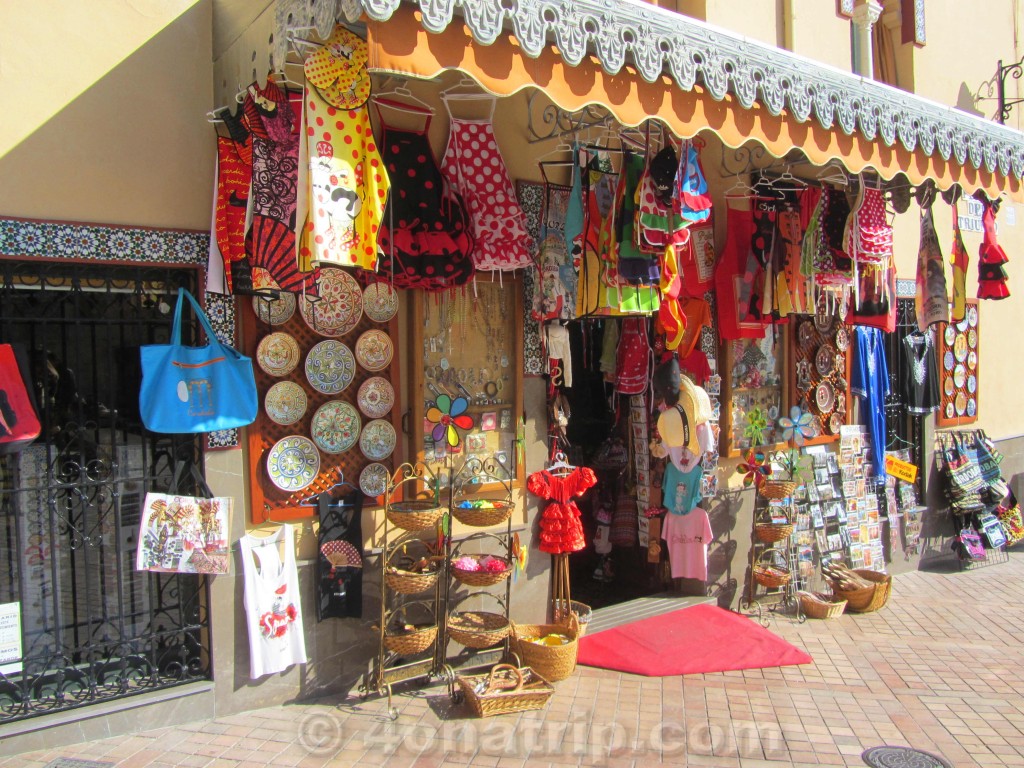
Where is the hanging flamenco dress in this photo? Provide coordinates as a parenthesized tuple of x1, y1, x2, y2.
(527, 467, 598, 555)
(715, 204, 772, 340)
(244, 80, 318, 295)
(298, 85, 389, 272)
(977, 197, 1011, 300)
(376, 114, 475, 291)
(214, 104, 253, 294)
(440, 101, 535, 272)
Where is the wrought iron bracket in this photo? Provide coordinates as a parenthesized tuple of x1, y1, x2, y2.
(997, 56, 1024, 124)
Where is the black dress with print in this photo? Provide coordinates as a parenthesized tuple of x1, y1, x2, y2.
(316, 488, 364, 621)
(900, 331, 940, 415)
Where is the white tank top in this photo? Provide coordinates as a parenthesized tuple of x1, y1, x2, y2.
(240, 524, 307, 678)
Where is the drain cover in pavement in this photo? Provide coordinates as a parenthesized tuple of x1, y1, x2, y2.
(44, 760, 113, 768)
(861, 746, 953, 768)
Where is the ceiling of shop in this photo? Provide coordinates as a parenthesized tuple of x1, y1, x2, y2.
(212, 0, 275, 60)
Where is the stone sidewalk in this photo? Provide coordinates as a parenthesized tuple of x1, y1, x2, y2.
(4, 552, 1024, 768)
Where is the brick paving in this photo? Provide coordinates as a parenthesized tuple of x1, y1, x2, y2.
(5, 552, 1024, 767)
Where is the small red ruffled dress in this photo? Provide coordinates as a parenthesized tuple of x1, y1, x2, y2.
(977, 198, 1010, 300)
(527, 467, 598, 554)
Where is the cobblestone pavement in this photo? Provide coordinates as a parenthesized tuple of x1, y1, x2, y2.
(5, 552, 1024, 768)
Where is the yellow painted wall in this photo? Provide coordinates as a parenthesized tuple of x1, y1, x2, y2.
(784, 0, 852, 71)
(704, 0, 782, 48)
(0, 2, 215, 230)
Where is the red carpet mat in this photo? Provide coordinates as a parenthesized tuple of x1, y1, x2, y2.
(577, 604, 813, 676)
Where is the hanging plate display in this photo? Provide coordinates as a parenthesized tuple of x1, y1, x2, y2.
(354, 329, 394, 372)
(968, 304, 979, 327)
(798, 321, 814, 346)
(944, 326, 956, 346)
(967, 374, 977, 394)
(968, 328, 978, 349)
(264, 381, 307, 426)
(257, 332, 301, 377)
(968, 351, 977, 370)
(944, 376, 954, 396)
(954, 333, 968, 362)
(310, 400, 361, 454)
(815, 344, 836, 377)
(834, 327, 849, 353)
(359, 462, 389, 498)
(266, 435, 321, 492)
(253, 293, 297, 326)
(359, 418, 396, 460)
(815, 381, 835, 413)
(943, 350, 955, 371)
(362, 281, 399, 323)
(955, 391, 968, 416)
(967, 397, 977, 418)
(300, 268, 363, 337)
(356, 376, 395, 419)
(953, 363, 966, 389)
(305, 340, 356, 395)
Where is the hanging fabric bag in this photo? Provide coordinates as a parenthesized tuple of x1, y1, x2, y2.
(0, 343, 41, 453)
(139, 288, 257, 433)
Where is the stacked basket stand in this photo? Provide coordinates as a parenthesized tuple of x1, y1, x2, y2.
(741, 479, 805, 627)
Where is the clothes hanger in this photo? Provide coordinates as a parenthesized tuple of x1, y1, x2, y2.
(371, 85, 433, 114)
(546, 450, 576, 476)
(723, 173, 756, 200)
(817, 162, 850, 188)
(440, 75, 486, 99)
(299, 477, 358, 508)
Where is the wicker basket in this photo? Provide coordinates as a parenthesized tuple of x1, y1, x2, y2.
(760, 480, 798, 500)
(447, 611, 511, 649)
(383, 624, 437, 655)
(385, 567, 441, 595)
(450, 555, 512, 587)
(452, 500, 513, 528)
(830, 569, 892, 613)
(385, 500, 446, 532)
(456, 664, 555, 718)
(510, 614, 580, 682)
(552, 600, 592, 637)
(798, 591, 847, 619)
(754, 523, 795, 543)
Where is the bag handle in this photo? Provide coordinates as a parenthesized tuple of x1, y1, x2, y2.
(170, 458, 215, 499)
(171, 288, 242, 358)
(484, 663, 523, 694)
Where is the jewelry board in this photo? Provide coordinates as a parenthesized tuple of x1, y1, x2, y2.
(935, 299, 979, 427)
(243, 270, 403, 523)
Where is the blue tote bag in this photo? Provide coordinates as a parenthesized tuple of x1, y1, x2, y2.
(139, 288, 257, 433)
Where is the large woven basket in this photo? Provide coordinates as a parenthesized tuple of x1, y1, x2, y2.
(831, 569, 891, 613)
(452, 499, 513, 528)
(383, 624, 437, 655)
(385, 567, 441, 595)
(450, 555, 512, 587)
(755, 522, 795, 543)
(798, 591, 847, 620)
(447, 611, 511, 649)
(385, 500, 445, 532)
(456, 664, 554, 718)
(510, 614, 580, 682)
(760, 480, 798, 500)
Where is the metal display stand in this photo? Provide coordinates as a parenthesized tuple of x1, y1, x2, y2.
(741, 488, 805, 627)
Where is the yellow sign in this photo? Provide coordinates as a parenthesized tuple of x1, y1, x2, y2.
(885, 455, 918, 484)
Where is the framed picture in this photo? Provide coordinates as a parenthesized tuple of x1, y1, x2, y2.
(499, 409, 512, 430)
(480, 411, 497, 431)
(465, 433, 487, 454)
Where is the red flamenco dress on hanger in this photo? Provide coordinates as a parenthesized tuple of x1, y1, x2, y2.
(527, 467, 597, 554)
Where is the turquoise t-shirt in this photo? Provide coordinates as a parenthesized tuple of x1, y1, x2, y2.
(663, 461, 704, 515)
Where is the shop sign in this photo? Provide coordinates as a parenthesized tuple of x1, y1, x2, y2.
(0, 602, 22, 675)
(958, 198, 984, 233)
(885, 455, 918, 484)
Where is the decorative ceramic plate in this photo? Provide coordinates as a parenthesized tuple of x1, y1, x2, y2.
(944, 326, 956, 346)
(943, 350, 955, 371)
(953, 363, 966, 389)
(967, 397, 977, 418)
(360, 462, 389, 498)
(257, 332, 301, 377)
(310, 400, 361, 454)
(955, 391, 967, 416)
(945, 402, 955, 419)
(360, 418, 396, 460)
(798, 321, 814, 346)
(829, 413, 842, 435)
(815, 344, 836, 377)
(967, 374, 977, 394)
(954, 333, 968, 362)
(320, 540, 363, 569)
(968, 350, 977, 370)
(968, 304, 979, 327)
(968, 329, 978, 349)
(957, 315, 969, 332)
(305, 340, 356, 395)
(836, 391, 847, 415)
(834, 327, 849, 353)
(357, 376, 395, 419)
(300, 268, 363, 337)
(267, 435, 320, 492)
(362, 281, 399, 323)
(944, 376, 955, 396)
(264, 381, 307, 426)
(815, 381, 835, 413)
(355, 330, 393, 372)
(252, 293, 296, 326)
(814, 308, 836, 335)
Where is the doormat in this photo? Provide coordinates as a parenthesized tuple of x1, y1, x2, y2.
(861, 746, 953, 768)
(44, 760, 114, 768)
(577, 603, 812, 676)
